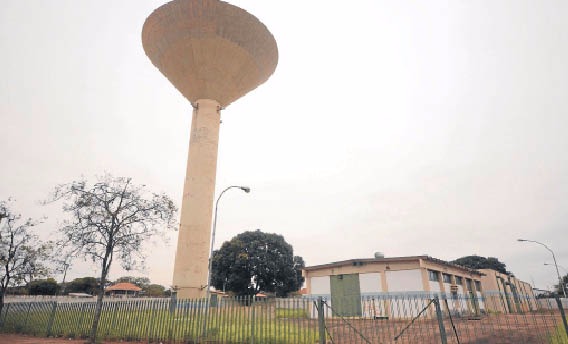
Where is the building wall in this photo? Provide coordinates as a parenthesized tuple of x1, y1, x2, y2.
(479, 269, 536, 313)
(304, 257, 486, 318)
(385, 269, 423, 292)
(310, 276, 331, 296)
(304, 259, 423, 295)
(304, 258, 483, 295)
(306, 262, 536, 317)
(359, 272, 383, 293)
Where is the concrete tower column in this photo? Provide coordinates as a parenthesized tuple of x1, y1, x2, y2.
(143, 0, 278, 300)
(173, 98, 221, 299)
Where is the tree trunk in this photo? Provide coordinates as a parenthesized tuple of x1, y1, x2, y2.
(89, 271, 107, 343)
(0, 287, 4, 318)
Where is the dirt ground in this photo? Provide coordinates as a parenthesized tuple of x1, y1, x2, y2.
(0, 334, 88, 344)
(0, 335, 159, 344)
(0, 334, 139, 344)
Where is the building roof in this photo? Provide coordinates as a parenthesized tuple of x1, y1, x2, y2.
(303, 255, 483, 276)
(105, 282, 142, 292)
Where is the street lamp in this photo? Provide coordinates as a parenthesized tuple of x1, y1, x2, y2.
(518, 239, 567, 298)
(54, 260, 70, 298)
(60, 262, 69, 296)
(544, 263, 568, 274)
(203, 185, 250, 337)
(205, 185, 250, 298)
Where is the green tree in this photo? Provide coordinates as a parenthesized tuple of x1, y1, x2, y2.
(556, 274, 568, 297)
(115, 276, 151, 287)
(143, 283, 166, 297)
(46, 174, 177, 344)
(66, 277, 97, 295)
(0, 199, 51, 313)
(451, 255, 508, 274)
(28, 278, 58, 295)
(292, 256, 305, 291)
(211, 230, 305, 297)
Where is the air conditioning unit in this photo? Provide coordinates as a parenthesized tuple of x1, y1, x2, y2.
(450, 285, 459, 293)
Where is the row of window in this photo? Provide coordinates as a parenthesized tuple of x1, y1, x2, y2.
(427, 270, 481, 291)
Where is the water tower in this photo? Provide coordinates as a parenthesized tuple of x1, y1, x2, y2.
(142, 0, 278, 299)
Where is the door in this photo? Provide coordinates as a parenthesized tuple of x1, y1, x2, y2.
(330, 274, 362, 317)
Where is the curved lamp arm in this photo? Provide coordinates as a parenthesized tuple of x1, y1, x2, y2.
(518, 239, 566, 298)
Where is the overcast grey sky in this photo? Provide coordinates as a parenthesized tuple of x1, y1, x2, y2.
(1, 0, 567, 291)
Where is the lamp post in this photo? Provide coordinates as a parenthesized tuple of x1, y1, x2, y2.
(205, 185, 250, 297)
(544, 263, 568, 274)
(203, 185, 250, 336)
(60, 262, 69, 296)
(518, 239, 567, 298)
(544, 263, 568, 295)
(54, 261, 70, 298)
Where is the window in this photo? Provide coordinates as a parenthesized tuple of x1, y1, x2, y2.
(466, 278, 473, 291)
(428, 270, 440, 282)
(455, 276, 463, 285)
(442, 274, 452, 284)
(475, 281, 481, 292)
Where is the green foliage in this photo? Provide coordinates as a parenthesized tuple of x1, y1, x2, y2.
(6, 285, 28, 295)
(47, 175, 177, 343)
(451, 255, 508, 274)
(1, 299, 318, 344)
(66, 277, 97, 295)
(28, 278, 58, 295)
(0, 199, 51, 312)
(48, 175, 177, 277)
(211, 230, 305, 297)
(112, 276, 165, 297)
(555, 274, 568, 296)
(115, 276, 150, 287)
(548, 325, 568, 344)
(143, 283, 165, 297)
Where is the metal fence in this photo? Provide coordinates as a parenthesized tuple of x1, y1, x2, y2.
(314, 293, 568, 344)
(1, 293, 567, 343)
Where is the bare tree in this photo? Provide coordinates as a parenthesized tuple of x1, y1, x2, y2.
(0, 199, 51, 314)
(47, 175, 177, 343)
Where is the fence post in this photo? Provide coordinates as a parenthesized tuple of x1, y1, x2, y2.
(46, 301, 58, 336)
(317, 297, 326, 344)
(433, 296, 448, 344)
(169, 291, 177, 314)
(556, 297, 568, 337)
(22, 302, 33, 333)
(250, 303, 255, 344)
(0, 303, 10, 329)
(168, 291, 177, 343)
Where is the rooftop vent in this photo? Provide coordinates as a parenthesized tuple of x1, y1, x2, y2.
(374, 252, 385, 259)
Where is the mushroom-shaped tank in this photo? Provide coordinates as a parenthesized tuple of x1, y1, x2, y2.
(142, 0, 278, 108)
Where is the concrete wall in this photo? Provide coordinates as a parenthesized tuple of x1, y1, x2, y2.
(360, 272, 382, 294)
(429, 281, 441, 293)
(303, 257, 488, 318)
(385, 269, 423, 292)
(479, 269, 536, 313)
(310, 276, 331, 296)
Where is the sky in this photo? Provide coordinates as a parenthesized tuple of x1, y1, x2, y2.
(1, 0, 567, 291)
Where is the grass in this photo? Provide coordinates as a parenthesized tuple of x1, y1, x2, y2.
(549, 325, 568, 344)
(275, 308, 308, 319)
(3, 299, 567, 343)
(0, 300, 318, 343)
